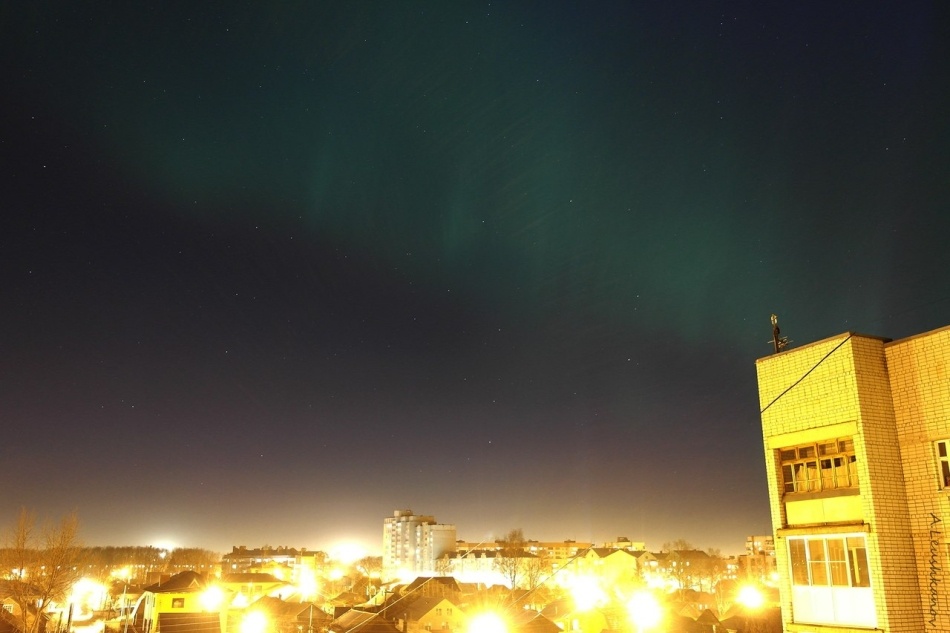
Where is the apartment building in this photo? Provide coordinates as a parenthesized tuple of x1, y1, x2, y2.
(383, 510, 457, 579)
(755, 324, 950, 632)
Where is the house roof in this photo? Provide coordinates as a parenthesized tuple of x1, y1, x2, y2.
(584, 548, 638, 559)
(396, 595, 458, 620)
(250, 597, 329, 621)
(221, 573, 283, 584)
(329, 610, 400, 633)
(451, 549, 500, 559)
(403, 576, 461, 593)
(507, 610, 560, 633)
(143, 570, 208, 593)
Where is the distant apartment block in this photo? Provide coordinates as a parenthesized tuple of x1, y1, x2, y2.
(383, 510, 457, 579)
(745, 535, 775, 556)
(602, 537, 646, 551)
(455, 539, 592, 560)
(756, 323, 950, 632)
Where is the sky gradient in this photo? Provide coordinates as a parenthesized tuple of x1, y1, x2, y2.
(2, 1, 949, 556)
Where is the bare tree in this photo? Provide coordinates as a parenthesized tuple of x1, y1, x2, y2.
(434, 554, 452, 575)
(522, 549, 549, 592)
(493, 529, 527, 589)
(662, 539, 695, 590)
(165, 547, 220, 572)
(357, 555, 382, 578)
(1, 508, 82, 633)
(696, 548, 727, 595)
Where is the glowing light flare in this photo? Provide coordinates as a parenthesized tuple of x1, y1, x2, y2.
(70, 578, 108, 619)
(467, 613, 507, 633)
(393, 567, 415, 584)
(241, 611, 268, 633)
(329, 542, 367, 565)
(736, 585, 764, 610)
(200, 586, 225, 611)
(568, 576, 607, 611)
(296, 569, 319, 600)
(626, 591, 662, 631)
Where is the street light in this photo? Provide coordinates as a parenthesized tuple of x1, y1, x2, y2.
(736, 585, 764, 610)
(200, 586, 225, 612)
(569, 576, 607, 612)
(241, 611, 268, 633)
(736, 585, 764, 632)
(626, 591, 662, 633)
(468, 612, 507, 633)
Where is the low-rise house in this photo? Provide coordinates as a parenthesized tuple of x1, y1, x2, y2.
(131, 570, 225, 633)
(242, 597, 330, 633)
(571, 548, 641, 588)
(540, 599, 608, 633)
(389, 596, 463, 633)
(220, 573, 290, 608)
(328, 610, 400, 633)
(507, 610, 560, 633)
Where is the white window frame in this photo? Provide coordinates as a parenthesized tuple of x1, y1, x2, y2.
(786, 534, 875, 628)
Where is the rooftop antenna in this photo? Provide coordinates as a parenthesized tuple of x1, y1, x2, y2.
(771, 314, 789, 353)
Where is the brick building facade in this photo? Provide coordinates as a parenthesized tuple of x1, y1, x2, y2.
(756, 324, 950, 632)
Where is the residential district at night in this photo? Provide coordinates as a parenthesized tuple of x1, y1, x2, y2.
(4, 1, 949, 632)
(3, 319, 950, 633)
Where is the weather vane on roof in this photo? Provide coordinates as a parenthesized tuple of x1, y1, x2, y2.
(771, 314, 790, 353)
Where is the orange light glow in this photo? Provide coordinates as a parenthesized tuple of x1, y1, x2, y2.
(736, 585, 764, 610)
(626, 591, 662, 631)
(468, 612, 507, 633)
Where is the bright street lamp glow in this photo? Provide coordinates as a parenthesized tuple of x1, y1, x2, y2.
(627, 591, 662, 631)
(241, 611, 268, 633)
(569, 576, 606, 611)
(297, 569, 319, 600)
(70, 578, 107, 620)
(329, 542, 367, 564)
(468, 612, 507, 633)
(200, 586, 225, 611)
(736, 585, 764, 610)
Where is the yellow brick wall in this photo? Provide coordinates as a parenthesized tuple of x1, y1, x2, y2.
(849, 335, 919, 633)
(757, 333, 864, 631)
(755, 328, 949, 633)
(888, 326, 950, 631)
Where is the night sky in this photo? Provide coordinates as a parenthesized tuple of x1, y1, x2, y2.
(3, 2, 949, 556)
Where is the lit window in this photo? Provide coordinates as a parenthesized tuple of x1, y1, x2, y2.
(935, 440, 950, 488)
(787, 535, 870, 588)
(780, 438, 857, 494)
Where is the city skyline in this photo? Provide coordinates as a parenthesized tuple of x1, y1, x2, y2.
(2, 3, 948, 556)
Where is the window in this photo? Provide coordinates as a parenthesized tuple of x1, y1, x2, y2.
(780, 438, 857, 493)
(786, 534, 875, 628)
(936, 440, 950, 488)
(172, 598, 185, 608)
(787, 535, 870, 588)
